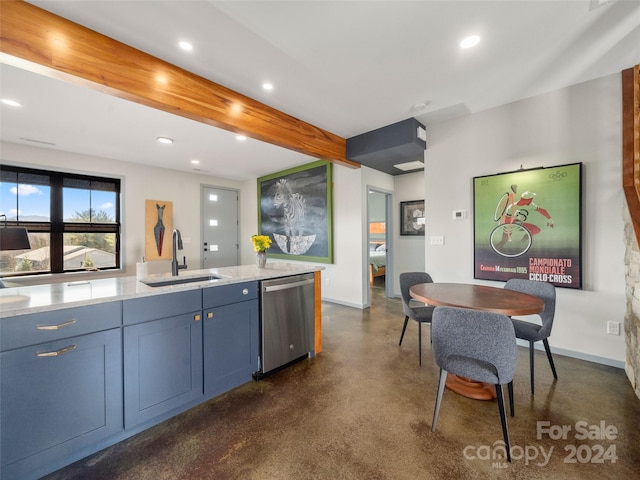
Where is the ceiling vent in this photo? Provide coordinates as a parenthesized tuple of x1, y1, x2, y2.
(346, 118, 427, 175)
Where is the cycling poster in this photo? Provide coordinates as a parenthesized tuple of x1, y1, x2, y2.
(473, 163, 582, 289)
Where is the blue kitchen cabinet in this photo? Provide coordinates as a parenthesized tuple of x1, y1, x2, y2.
(0, 268, 319, 479)
(0, 303, 123, 480)
(203, 281, 259, 398)
(123, 290, 203, 428)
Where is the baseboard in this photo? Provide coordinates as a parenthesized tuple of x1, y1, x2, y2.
(321, 297, 366, 309)
(320, 298, 626, 370)
(518, 339, 625, 369)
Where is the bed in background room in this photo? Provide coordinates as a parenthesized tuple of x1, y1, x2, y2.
(369, 243, 386, 285)
(369, 220, 387, 286)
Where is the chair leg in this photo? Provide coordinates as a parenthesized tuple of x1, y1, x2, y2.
(529, 340, 535, 395)
(399, 316, 409, 346)
(507, 381, 514, 417)
(543, 338, 558, 380)
(431, 369, 447, 432)
(418, 322, 422, 366)
(495, 384, 512, 463)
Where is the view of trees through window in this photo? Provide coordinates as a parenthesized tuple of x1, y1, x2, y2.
(0, 166, 120, 277)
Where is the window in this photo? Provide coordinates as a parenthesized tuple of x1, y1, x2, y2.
(0, 165, 121, 277)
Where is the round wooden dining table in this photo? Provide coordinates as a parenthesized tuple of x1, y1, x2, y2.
(409, 282, 544, 400)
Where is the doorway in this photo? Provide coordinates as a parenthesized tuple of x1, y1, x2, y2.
(201, 185, 239, 268)
(367, 188, 393, 300)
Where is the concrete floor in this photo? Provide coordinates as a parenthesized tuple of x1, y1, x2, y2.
(45, 279, 640, 479)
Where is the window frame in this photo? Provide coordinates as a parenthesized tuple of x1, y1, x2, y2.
(0, 164, 121, 277)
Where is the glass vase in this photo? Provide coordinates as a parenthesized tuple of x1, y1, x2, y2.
(256, 251, 267, 268)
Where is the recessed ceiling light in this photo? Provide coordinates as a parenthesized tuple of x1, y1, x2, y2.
(156, 137, 173, 144)
(190, 159, 200, 165)
(179, 41, 193, 51)
(460, 35, 480, 49)
(262, 82, 274, 91)
(236, 135, 247, 141)
(1, 98, 21, 107)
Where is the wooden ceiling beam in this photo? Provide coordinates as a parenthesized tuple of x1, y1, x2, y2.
(0, 0, 358, 169)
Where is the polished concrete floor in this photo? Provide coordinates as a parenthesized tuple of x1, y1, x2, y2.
(45, 278, 640, 480)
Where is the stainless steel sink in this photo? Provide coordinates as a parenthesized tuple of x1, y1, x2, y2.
(142, 274, 222, 287)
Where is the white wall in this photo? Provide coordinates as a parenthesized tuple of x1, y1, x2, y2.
(424, 73, 626, 366)
(239, 178, 259, 263)
(1, 142, 242, 282)
(393, 171, 426, 295)
(1, 142, 386, 308)
(368, 191, 386, 222)
(242, 164, 426, 308)
(4, 71, 626, 367)
(239, 163, 369, 307)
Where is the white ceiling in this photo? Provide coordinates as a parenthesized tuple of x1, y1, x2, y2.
(1, 0, 639, 180)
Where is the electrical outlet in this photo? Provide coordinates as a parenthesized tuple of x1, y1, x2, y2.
(606, 321, 620, 336)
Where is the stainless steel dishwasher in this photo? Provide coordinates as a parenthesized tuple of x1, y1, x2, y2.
(258, 273, 315, 376)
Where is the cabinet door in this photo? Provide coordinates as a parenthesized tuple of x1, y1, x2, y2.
(1, 329, 122, 480)
(204, 299, 258, 397)
(124, 312, 203, 428)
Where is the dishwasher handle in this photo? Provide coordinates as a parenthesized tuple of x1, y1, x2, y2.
(263, 278, 315, 293)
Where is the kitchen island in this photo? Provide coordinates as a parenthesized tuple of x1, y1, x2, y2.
(0, 263, 322, 480)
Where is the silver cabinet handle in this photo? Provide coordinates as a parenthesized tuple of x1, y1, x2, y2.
(242, 288, 249, 295)
(36, 344, 77, 357)
(36, 319, 77, 330)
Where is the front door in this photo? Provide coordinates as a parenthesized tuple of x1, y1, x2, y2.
(201, 186, 239, 268)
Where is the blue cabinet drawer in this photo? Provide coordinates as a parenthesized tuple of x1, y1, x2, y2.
(123, 289, 201, 325)
(0, 302, 122, 352)
(202, 281, 258, 309)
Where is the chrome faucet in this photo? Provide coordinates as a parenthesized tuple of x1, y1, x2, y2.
(171, 229, 188, 276)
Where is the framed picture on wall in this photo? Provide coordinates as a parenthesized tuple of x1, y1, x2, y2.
(473, 162, 582, 289)
(257, 160, 333, 263)
(144, 199, 172, 260)
(400, 200, 425, 236)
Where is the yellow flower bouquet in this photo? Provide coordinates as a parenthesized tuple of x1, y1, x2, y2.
(251, 234, 272, 252)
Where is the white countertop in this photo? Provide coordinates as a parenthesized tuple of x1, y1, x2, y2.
(0, 263, 323, 317)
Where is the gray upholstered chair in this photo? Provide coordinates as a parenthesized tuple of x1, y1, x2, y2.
(399, 272, 435, 365)
(430, 306, 517, 462)
(504, 278, 557, 395)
